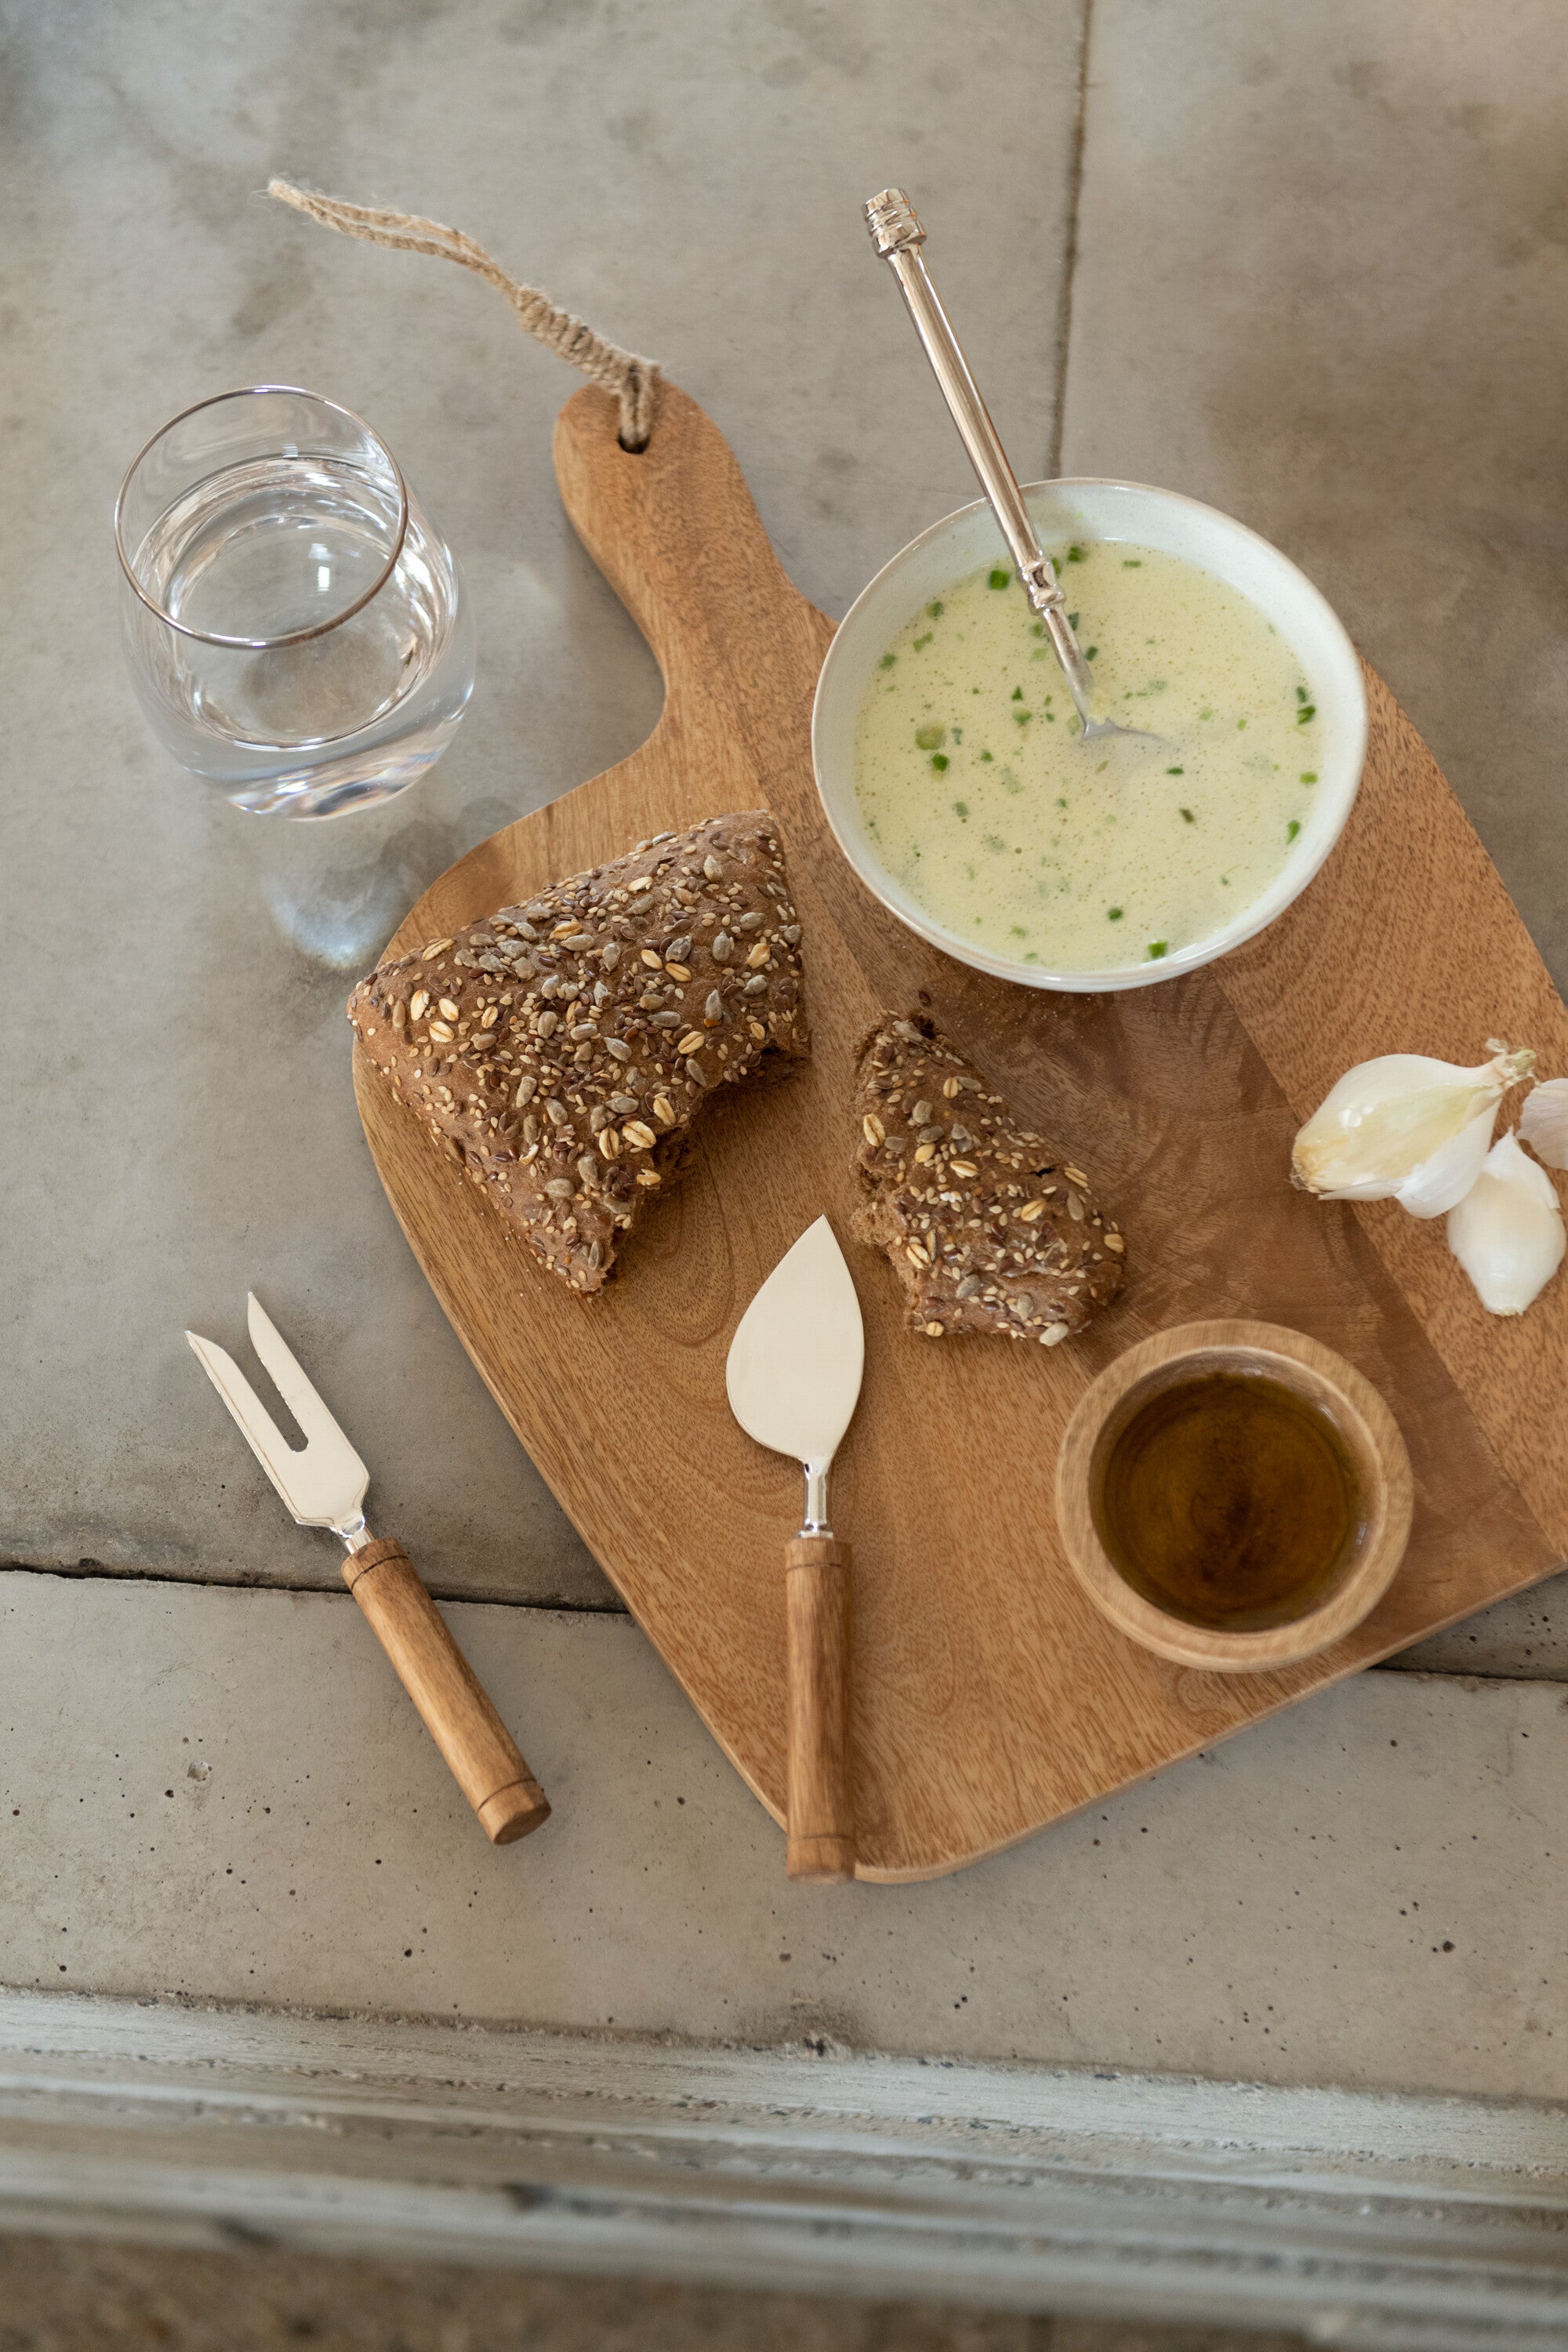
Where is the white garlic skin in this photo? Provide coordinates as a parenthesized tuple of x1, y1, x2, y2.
(1446, 1131, 1566, 1316)
(1292, 1047, 1534, 1219)
(1518, 1077, 1568, 1171)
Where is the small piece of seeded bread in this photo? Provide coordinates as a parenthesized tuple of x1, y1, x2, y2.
(350, 813, 808, 1294)
(852, 1014, 1125, 1344)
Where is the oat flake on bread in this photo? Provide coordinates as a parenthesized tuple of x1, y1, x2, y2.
(851, 1014, 1124, 1343)
(350, 813, 808, 1294)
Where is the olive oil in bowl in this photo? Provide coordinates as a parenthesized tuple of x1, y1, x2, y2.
(1095, 1370, 1361, 1632)
(1054, 1322, 1413, 1673)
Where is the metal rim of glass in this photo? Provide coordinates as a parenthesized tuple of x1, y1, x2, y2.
(113, 384, 412, 652)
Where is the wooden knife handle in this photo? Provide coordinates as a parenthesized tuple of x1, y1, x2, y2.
(343, 1538, 550, 1846)
(784, 1535, 855, 1882)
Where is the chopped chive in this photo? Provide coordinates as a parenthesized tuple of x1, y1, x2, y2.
(1066, 544, 1085, 563)
(1199, 706, 1214, 721)
(978, 750, 993, 761)
(931, 752, 949, 771)
(1056, 797, 1068, 808)
(953, 800, 968, 818)
(1147, 941, 1168, 960)
(984, 834, 1005, 852)
(1236, 718, 1247, 730)
(1286, 818, 1301, 841)
(1300, 770, 1318, 782)
(914, 724, 946, 750)
(1295, 685, 1308, 703)
(927, 599, 945, 618)
(879, 652, 896, 669)
(1032, 621, 1045, 637)
(1011, 685, 1024, 699)
(1296, 704, 1316, 723)
(1166, 765, 1185, 775)
(988, 568, 1010, 590)
(1014, 709, 1031, 724)
(913, 631, 932, 651)
(1122, 557, 1142, 567)
(1086, 647, 1098, 659)
(1010, 924, 1028, 938)
(1068, 612, 1080, 630)
(1180, 807, 1195, 823)
(1107, 906, 1124, 921)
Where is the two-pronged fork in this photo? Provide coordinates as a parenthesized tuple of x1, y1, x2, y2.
(187, 1294, 549, 1845)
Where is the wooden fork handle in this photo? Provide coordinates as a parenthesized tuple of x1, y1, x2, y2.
(784, 1535, 855, 1882)
(343, 1538, 550, 1845)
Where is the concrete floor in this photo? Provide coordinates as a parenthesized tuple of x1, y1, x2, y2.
(0, 2236, 1305, 2352)
(8, 1575, 1568, 2104)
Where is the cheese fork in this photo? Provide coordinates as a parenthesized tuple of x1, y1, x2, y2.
(187, 1293, 549, 1846)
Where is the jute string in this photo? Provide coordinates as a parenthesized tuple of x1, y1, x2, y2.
(267, 180, 660, 449)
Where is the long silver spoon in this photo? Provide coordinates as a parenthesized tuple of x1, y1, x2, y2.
(865, 187, 1158, 750)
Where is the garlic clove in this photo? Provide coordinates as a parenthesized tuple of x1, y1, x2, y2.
(1446, 1130, 1566, 1316)
(1518, 1077, 1568, 1171)
(1292, 1045, 1534, 1214)
(1388, 1112, 1501, 1220)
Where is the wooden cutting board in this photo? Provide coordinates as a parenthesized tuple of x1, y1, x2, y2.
(358, 379, 1568, 1881)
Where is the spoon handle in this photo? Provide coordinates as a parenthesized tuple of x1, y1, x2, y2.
(864, 188, 1097, 727)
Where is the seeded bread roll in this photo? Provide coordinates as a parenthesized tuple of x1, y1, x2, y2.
(852, 1014, 1125, 1344)
(350, 813, 808, 1294)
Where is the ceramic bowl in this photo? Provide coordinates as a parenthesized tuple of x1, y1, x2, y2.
(1054, 1320, 1413, 1673)
(811, 480, 1368, 994)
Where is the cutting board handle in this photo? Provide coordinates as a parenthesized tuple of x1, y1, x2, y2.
(344, 1537, 550, 1845)
(553, 379, 829, 754)
(784, 1534, 855, 1882)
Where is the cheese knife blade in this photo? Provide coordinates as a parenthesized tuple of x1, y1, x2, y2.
(726, 1214, 865, 1505)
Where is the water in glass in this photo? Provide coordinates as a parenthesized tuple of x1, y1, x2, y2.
(118, 388, 475, 818)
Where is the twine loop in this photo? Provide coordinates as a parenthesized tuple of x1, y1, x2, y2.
(267, 180, 659, 449)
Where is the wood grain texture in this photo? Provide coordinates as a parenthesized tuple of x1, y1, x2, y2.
(783, 1535, 854, 1882)
(343, 1539, 550, 1846)
(354, 379, 1568, 1880)
(1054, 1321, 1414, 1673)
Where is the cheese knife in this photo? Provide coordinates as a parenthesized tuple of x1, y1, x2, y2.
(187, 1292, 550, 1846)
(726, 1216, 865, 1882)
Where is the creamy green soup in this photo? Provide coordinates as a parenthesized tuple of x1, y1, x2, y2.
(852, 542, 1322, 973)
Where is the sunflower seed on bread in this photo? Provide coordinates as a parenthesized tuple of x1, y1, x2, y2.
(349, 813, 809, 1294)
(851, 1013, 1124, 1343)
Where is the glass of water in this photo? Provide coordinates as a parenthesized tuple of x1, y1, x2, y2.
(114, 386, 475, 818)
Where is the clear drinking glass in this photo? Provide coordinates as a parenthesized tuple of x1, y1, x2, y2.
(114, 386, 475, 818)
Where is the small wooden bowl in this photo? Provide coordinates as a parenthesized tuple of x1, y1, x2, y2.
(1055, 1320, 1414, 1672)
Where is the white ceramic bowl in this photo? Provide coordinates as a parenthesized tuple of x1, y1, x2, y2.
(811, 480, 1368, 993)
